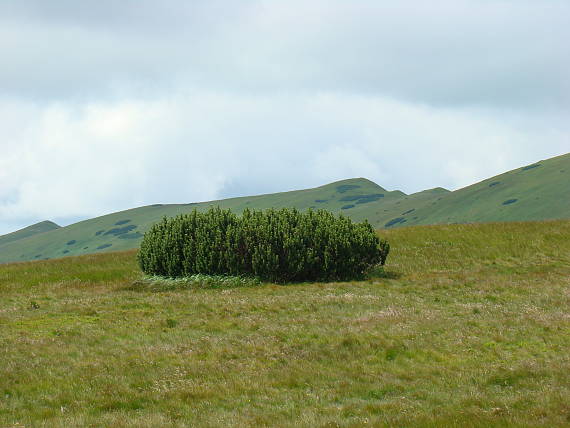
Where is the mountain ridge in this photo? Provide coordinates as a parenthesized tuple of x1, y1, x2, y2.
(1, 153, 568, 264)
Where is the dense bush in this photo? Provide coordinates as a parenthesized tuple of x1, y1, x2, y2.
(138, 207, 389, 282)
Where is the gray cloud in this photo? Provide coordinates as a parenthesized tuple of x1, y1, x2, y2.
(0, 1, 569, 234)
(1, 1, 568, 107)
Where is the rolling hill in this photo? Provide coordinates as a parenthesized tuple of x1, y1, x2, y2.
(1, 152, 568, 264)
(0, 178, 398, 264)
(0, 220, 60, 248)
(375, 152, 570, 228)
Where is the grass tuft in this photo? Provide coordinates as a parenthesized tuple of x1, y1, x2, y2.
(129, 274, 262, 291)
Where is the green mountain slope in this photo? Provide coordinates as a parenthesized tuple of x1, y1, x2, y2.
(0, 178, 406, 264)
(1, 152, 569, 264)
(347, 187, 450, 227)
(379, 152, 570, 229)
(0, 221, 60, 248)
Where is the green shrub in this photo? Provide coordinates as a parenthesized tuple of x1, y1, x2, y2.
(138, 207, 389, 282)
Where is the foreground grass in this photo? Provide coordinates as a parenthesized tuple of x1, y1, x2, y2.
(1, 220, 569, 427)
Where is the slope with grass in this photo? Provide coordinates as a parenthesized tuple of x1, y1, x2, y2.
(0, 178, 405, 264)
(0, 220, 60, 247)
(1, 220, 569, 427)
(1, 152, 569, 264)
(379, 152, 570, 228)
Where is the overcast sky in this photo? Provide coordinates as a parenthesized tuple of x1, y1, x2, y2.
(1, 0, 569, 234)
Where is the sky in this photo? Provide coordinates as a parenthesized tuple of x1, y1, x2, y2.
(1, 0, 569, 234)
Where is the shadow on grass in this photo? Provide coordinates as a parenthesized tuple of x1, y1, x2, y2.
(372, 270, 402, 280)
(365, 266, 402, 280)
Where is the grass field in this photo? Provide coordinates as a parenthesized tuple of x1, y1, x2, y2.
(1, 221, 569, 427)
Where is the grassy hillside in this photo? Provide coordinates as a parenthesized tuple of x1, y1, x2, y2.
(1, 220, 569, 427)
(0, 220, 60, 247)
(1, 152, 569, 264)
(348, 187, 450, 227)
(0, 178, 405, 264)
(378, 152, 570, 228)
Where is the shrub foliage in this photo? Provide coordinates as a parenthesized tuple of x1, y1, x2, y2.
(138, 207, 389, 282)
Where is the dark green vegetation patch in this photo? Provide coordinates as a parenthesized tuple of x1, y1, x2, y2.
(522, 164, 541, 171)
(341, 204, 355, 210)
(95, 230, 105, 236)
(402, 209, 415, 215)
(336, 184, 361, 193)
(339, 193, 385, 204)
(114, 219, 131, 226)
(502, 199, 518, 205)
(66, 240, 76, 245)
(315, 199, 328, 203)
(96, 244, 112, 250)
(104, 225, 137, 236)
(489, 181, 501, 187)
(385, 217, 407, 228)
(139, 207, 389, 282)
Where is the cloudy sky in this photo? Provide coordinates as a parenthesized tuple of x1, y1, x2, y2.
(1, 0, 569, 234)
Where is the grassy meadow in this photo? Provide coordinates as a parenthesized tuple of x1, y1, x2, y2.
(1, 220, 569, 427)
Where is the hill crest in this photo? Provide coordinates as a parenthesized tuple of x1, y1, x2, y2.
(0, 220, 60, 248)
